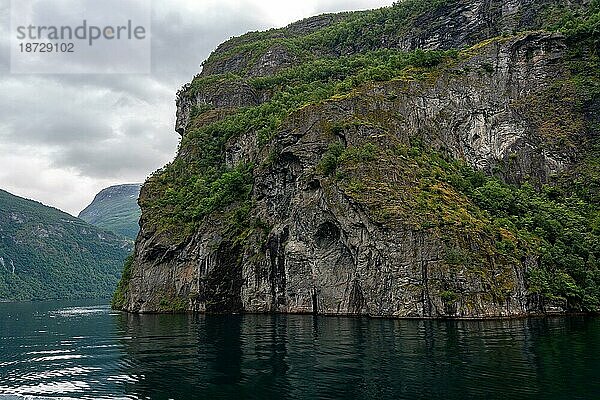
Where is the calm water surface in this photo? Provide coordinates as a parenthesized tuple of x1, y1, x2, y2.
(0, 299, 599, 399)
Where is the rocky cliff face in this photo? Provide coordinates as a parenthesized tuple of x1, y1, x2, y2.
(116, 0, 600, 317)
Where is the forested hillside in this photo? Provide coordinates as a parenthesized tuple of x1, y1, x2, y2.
(0, 189, 131, 301)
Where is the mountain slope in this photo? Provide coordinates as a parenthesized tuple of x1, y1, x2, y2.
(79, 184, 142, 239)
(116, 0, 600, 316)
(0, 189, 131, 301)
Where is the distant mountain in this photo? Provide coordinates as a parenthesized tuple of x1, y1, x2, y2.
(79, 184, 142, 239)
(0, 189, 131, 301)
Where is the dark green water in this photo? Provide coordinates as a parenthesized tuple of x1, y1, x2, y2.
(0, 300, 599, 400)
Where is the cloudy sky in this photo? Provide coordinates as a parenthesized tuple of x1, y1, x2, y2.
(0, 0, 393, 215)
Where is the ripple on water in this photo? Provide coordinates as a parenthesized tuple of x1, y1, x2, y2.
(1, 301, 600, 400)
(48, 306, 110, 318)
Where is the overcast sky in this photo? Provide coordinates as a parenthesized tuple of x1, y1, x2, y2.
(0, 0, 393, 215)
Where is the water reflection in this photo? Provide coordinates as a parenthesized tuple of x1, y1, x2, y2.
(115, 313, 600, 400)
(0, 300, 599, 400)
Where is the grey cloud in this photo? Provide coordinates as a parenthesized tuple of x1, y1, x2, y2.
(52, 134, 174, 179)
(150, 4, 271, 85)
(0, 0, 9, 72)
(44, 75, 173, 105)
(312, 0, 393, 13)
(120, 118, 165, 138)
(0, 79, 121, 146)
(0, 74, 178, 184)
(18, 116, 113, 146)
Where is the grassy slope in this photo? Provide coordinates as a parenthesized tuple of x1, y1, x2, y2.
(79, 185, 141, 240)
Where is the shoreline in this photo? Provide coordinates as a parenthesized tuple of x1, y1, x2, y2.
(113, 308, 600, 321)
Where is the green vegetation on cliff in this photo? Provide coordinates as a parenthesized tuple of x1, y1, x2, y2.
(320, 139, 600, 309)
(129, 0, 600, 312)
(202, 0, 457, 70)
(143, 48, 456, 240)
(111, 254, 133, 309)
(0, 189, 131, 301)
(546, 0, 600, 45)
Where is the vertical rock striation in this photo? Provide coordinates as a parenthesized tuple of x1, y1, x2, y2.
(117, 0, 599, 317)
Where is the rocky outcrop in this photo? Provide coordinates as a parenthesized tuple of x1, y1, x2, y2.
(176, 78, 260, 134)
(119, 0, 597, 317)
(197, 0, 588, 77)
(175, 0, 587, 135)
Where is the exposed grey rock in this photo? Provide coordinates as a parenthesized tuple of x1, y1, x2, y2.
(246, 45, 298, 77)
(122, 29, 583, 318)
(176, 79, 259, 135)
(175, 0, 587, 137)
(198, 0, 587, 76)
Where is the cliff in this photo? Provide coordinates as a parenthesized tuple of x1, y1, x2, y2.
(115, 0, 600, 317)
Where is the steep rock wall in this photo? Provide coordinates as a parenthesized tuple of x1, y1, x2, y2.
(121, 28, 584, 317)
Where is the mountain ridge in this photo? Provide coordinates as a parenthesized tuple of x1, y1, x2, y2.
(79, 184, 142, 240)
